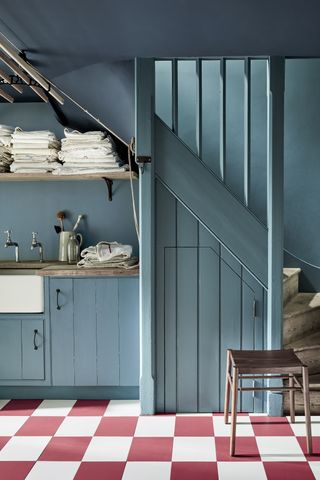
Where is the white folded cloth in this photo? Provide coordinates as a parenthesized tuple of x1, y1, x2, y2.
(63, 128, 105, 141)
(10, 161, 60, 173)
(53, 165, 128, 175)
(77, 241, 138, 269)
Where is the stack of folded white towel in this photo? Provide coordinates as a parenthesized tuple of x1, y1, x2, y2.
(54, 128, 127, 175)
(0, 125, 14, 172)
(77, 241, 138, 269)
(10, 128, 61, 173)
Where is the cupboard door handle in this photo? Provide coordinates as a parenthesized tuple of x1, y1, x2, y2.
(33, 329, 39, 350)
(56, 288, 61, 310)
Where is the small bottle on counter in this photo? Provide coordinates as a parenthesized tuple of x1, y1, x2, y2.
(67, 233, 81, 264)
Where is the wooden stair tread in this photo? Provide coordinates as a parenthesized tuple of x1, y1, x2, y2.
(284, 292, 320, 318)
(287, 331, 320, 349)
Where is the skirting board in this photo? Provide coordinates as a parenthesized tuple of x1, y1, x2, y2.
(0, 386, 139, 400)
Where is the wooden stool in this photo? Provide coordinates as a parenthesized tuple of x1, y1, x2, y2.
(224, 349, 312, 456)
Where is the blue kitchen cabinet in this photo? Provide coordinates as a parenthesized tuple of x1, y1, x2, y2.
(50, 277, 139, 387)
(0, 317, 45, 381)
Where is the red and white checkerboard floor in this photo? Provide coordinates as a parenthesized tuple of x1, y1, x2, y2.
(0, 399, 318, 479)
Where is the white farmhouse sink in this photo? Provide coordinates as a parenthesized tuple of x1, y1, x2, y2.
(0, 269, 44, 313)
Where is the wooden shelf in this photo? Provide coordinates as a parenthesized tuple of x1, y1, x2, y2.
(0, 171, 138, 182)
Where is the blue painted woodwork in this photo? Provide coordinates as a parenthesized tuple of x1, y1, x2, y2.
(0, 317, 45, 381)
(135, 58, 155, 414)
(50, 277, 139, 388)
(138, 57, 285, 413)
(154, 115, 268, 288)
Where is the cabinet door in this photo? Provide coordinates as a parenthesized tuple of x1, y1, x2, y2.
(0, 320, 21, 380)
(119, 278, 139, 386)
(22, 319, 45, 380)
(96, 278, 120, 386)
(50, 279, 74, 385)
(74, 279, 98, 386)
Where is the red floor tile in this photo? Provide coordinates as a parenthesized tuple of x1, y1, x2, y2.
(251, 416, 294, 436)
(215, 436, 261, 461)
(68, 400, 109, 416)
(15, 416, 64, 436)
(39, 436, 92, 461)
(0, 437, 10, 450)
(127, 437, 173, 461)
(0, 399, 42, 416)
(264, 462, 315, 480)
(95, 416, 138, 436)
(74, 462, 125, 480)
(175, 416, 214, 436)
(0, 462, 34, 479)
(171, 462, 218, 480)
(296, 436, 320, 460)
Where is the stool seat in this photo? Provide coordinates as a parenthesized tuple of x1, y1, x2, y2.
(231, 349, 306, 374)
(224, 348, 312, 456)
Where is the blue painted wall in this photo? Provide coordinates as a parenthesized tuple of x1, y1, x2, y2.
(0, 103, 139, 261)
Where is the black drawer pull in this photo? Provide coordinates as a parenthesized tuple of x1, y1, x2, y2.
(33, 329, 39, 350)
(56, 288, 61, 310)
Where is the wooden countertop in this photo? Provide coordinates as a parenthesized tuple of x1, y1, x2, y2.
(36, 264, 140, 277)
(0, 261, 139, 277)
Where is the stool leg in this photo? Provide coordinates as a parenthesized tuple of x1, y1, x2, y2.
(230, 366, 239, 456)
(224, 350, 231, 424)
(302, 366, 312, 455)
(289, 374, 295, 423)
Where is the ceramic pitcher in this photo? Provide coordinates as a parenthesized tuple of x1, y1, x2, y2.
(58, 231, 83, 262)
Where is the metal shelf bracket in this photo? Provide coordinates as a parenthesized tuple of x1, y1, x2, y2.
(102, 177, 114, 201)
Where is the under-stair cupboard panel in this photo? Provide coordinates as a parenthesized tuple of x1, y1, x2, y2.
(155, 179, 267, 413)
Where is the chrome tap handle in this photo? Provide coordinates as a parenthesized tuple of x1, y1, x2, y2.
(4, 230, 12, 242)
(31, 232, 38, 247)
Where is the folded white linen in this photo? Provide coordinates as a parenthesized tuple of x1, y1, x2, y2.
(60, 156, 118, 164)
(0, 135, 12, 147)
(11, 161, 60, 170)
(52, 165, 128, 175)
(13, 155, 59, 162)
(12, 140, 60, 148)
(80, 241, 132, 261)
(12, 148, 59, 155)
(57, 162, 117, 168)
(63, 128, 105, 141)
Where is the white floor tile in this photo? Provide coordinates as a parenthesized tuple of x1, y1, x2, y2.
(288, 416, 320, 436)
(0, 415, 28, 435)
(213, 416, 254, 437)
(104, 400, 140, 416)
(309, 462, 320, 480)
(176, 413, 212, 417)
(83, 436, 132, 461)
(0, 436, 51, 461)
(172, 437, 216, 461)
(218, 462, 267, 480)
(32, 399, 76, 417)
(0, 400, 9, 410)
(54, 416, 101, 437)
(134, 415, 175, 437)
(122, 462, 171, 480)
(26, 461, 80, 480)
(256, 436, 306, 462)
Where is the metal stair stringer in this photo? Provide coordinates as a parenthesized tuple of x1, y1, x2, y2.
(154, 115, 268, 288)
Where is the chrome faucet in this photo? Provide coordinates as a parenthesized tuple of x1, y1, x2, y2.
(4, 230, 19, 262)
(31, 232, 44, 262)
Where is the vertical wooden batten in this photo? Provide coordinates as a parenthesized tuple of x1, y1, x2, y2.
(267, 57, 285, 414)
(135, 58, 155, 414)
(244, 58, 251, 207)
(219, 58, 226, 181)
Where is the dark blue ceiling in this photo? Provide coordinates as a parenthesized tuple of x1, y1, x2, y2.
(0, 0, 319, 141)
